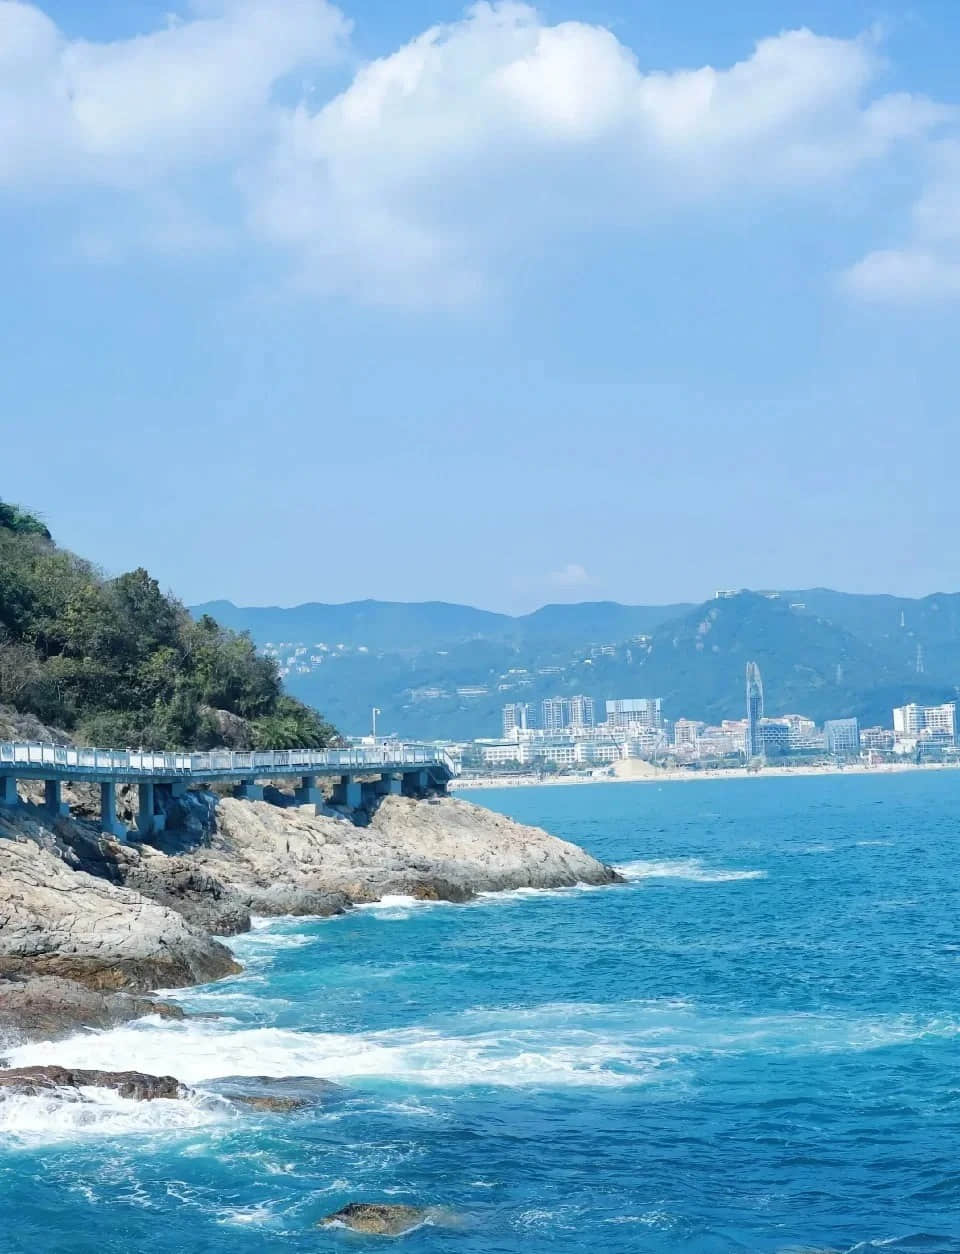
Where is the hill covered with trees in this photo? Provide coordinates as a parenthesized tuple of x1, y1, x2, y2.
(198, 590, 960, 740)
(0, 501, 336, 750)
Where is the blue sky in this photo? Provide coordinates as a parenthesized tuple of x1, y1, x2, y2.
(3, 0, 960, 613)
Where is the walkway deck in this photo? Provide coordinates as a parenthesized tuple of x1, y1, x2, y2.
(0, 741, 456, 785)
(0, 740, 457, 839)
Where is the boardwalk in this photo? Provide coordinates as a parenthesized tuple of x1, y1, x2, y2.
(0, 740, 457, 839)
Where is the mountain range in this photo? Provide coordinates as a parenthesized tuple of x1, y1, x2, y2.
(191, 590, 960, 740)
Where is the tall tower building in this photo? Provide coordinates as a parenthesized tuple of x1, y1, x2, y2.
(745, 661, 764, 758)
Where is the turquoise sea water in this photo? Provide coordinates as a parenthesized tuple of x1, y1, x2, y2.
(2, 773, 960, 1253)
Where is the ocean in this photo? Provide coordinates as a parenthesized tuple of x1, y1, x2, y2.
(2, 772, 959, 1253)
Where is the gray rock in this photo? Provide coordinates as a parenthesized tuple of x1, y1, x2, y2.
(0, 1065, 184, 1101)
(0, 976, 183, 1044)
(320, 1204, 431, 1236)
(204, 1074, 346, 1112)
(196, 793, 620, 909)
(0, 839, 241, 993)
(118, 862, 251, 936)
(239, 886, 350, 917)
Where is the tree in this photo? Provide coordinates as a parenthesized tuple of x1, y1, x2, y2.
(0, 500, 338, 748)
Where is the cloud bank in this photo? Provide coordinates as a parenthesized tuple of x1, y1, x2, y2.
(0, 0, 954, 305)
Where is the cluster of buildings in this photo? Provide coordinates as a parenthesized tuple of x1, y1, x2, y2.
(262, 640, 368, 680)
(461, 666, 960, 774)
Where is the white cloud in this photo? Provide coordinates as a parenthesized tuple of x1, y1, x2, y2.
(546, 563, 594, 589)
(844, 141, 960, 302)
(0, 0, 952, 305)
(0, 0, 350, 187)
(511, 562, 599, 604)
(249, 3, 948, 304)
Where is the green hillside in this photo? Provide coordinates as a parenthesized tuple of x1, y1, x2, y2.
(0, 501, 336, 750)
(206, 591, 960, 739)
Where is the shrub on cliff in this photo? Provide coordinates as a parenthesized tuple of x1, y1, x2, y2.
(0, 501, 336, 750)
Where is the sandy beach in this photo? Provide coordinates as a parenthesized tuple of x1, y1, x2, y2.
(451, 759, 960, 790)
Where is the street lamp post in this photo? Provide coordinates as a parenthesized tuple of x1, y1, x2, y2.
(371, 707, 381, 741)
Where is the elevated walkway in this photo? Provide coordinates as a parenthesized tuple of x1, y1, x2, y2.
(0, 741, 457, 840)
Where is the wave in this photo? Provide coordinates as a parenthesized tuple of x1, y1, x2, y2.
(8, 1000, 956, 1096)
(0, 1085, 232, 1147)
(477, 882, 611, 903)
(616, 858, 766, 882)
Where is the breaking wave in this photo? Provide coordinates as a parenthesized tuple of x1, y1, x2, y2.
(7, 1000, 956, 1098)
(0, 1086, 232, 1147)
(616, 858, 766, 882)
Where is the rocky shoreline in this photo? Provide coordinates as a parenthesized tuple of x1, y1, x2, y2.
(0, 787, 620, 1045)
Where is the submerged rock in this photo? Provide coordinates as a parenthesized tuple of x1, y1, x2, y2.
(0, 1065, 184, 1101)
(320, 1204, 431, 1236)
(0, 976, 183, 1044)
(204, 1074, 346, 1112)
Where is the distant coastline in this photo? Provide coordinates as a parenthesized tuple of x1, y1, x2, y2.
(452, 760, 960, 790)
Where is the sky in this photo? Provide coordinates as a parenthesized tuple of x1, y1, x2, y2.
(3, 0, 960, 614)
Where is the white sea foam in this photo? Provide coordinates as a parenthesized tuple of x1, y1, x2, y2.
(4, 1019, 662, 1090)
(0, 1086, 232, 1147)
(216, 1203, 279, 1227)
(616, 858, 766, 882)
(355, 895, 426, 911)
(477, 881, 611, 903)
(228, 931, 315, 952)
(8, 999, 955, 1099)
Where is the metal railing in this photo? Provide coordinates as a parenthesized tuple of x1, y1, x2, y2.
(0, 741, 458, 780)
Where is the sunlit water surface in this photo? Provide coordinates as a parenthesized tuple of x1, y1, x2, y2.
(2, 773, 960, 1253)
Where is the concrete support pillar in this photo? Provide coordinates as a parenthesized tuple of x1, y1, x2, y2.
(44, 779, 70, 817)
(0, 775, 18, 807)
(170, 780, 188, 798)
(136, 781, 165, 837)
(377, 773, 402, 797)
(294, 774, 323, 806)
(99, 781, 128, 840)
(333, 774, 362, 809)
(403, 769, 430, 798)
(234, 779, 265, 801)
(361, 781, 380, 809)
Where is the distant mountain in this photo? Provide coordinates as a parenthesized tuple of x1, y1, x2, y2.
(190, 590, 960, 739)
(192, 599, 692, 652)
(782, 589, 960, 680)
(622, 593, 953, 728)
(191, 599, 511, 652)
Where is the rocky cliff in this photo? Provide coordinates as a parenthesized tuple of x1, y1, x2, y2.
(0, 789, 620, 1043)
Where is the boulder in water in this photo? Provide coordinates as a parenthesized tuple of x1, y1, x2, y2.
(0, 1065, 184, 1101)
(205, 1074, 346, 1112)
(0, 976, 184, 1044)
(320, 1203, 431, 1236)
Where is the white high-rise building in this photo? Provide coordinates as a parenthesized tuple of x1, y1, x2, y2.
(569, 694, 596, 729)
(893, 702, 956, 741)
(606, 698, 663, 730)
(924, 703, 957, 739)
(502, 703, 534, 738)
(893, 704, 924, 736)
(541, 697, 569, 732)
(541, 695, 595, 731)
(673, 718, 704, 748)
